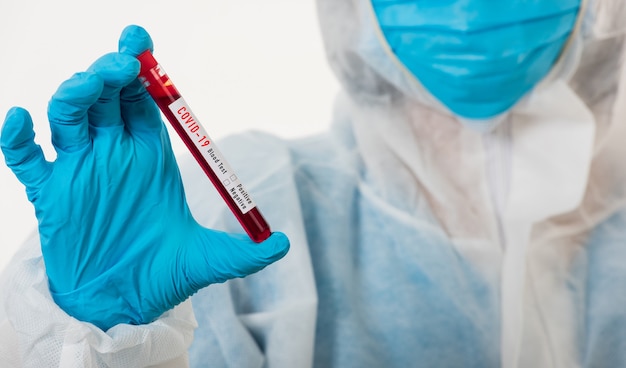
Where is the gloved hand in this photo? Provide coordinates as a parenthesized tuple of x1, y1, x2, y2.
(0, 25, 289, 331)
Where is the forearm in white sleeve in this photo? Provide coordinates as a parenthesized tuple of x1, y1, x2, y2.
(0, 232, 197, 368)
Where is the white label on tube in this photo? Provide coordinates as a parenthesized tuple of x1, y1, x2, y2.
(168, 98, 256, 214)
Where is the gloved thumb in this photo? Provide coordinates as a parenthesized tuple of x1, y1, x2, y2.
(183, 230, 290, 293)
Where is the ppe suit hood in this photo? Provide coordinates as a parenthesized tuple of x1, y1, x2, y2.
(316, 0, 626, 118)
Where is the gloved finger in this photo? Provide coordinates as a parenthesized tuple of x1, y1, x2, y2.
(1, 107, 52, 201)
(118, 25, 163, 133)
(184, 231, 290, 293)
(86, 52, 140, 128)
(119, 24, 153, 57)
(119, 78, 163, 134)
(48, 72, 104, 153)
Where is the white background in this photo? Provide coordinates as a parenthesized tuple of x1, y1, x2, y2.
(0, 0, 339, 271)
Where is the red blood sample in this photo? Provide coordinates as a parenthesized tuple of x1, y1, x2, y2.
(137, 50, 271, 243)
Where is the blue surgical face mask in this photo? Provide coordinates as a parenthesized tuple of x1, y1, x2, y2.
(371, 0, 581, 120)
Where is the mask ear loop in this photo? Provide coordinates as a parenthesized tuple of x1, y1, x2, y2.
(559, 0, 589, 59)
(535, 0, 589, 89)
(357, 0, 452, 116)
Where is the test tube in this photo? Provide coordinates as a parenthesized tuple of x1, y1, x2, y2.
(136, 50, 271, 243)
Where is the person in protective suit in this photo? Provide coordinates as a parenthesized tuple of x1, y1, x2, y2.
(1, 0, 626, 367)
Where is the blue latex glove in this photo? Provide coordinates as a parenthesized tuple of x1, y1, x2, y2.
(0, 25, 289, 331)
